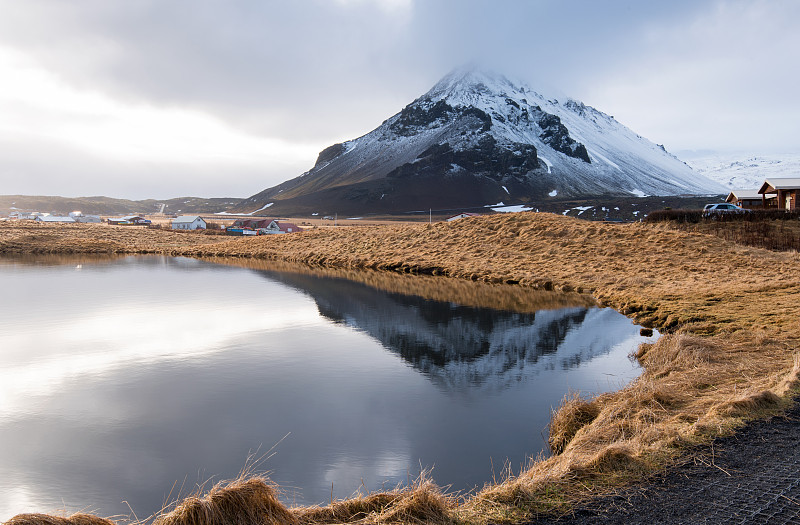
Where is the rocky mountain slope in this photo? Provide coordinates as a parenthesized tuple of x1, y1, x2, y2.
(237, 69, 725, 215)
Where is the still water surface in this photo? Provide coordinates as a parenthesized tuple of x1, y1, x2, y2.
(0, 256, 656, 519)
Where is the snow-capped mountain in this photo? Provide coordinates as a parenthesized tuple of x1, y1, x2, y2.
(680, 152, 800, 191)
(238, 69, 725, 215)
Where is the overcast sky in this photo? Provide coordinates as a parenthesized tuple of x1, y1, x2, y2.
(0, 0, 798, 200)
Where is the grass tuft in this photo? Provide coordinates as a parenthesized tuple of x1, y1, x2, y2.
(548, 393, 601, 455)
(152, 477, 297, 525)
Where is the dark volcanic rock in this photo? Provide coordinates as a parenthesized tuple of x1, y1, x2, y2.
(314, 143, 347, 166)
(535, 111, 591, 163)
(387, 137, 540, 182)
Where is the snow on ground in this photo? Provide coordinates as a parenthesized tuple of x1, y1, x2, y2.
(245, 202, 274, 215)
(587, 149, 622, 171)
(502, 185, 510, 194)
(485, 202, 505, 207)
(539, 156, 553, 174)
(562, 206, 593, 216)
(548, 189, 558, 197)
(629, 189, 648, 197)
(491, 204, 533, 213)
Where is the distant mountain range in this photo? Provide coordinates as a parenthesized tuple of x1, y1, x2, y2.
(0, 195, 240, 217)
(235, 69, 726, 215)
(680, 152, 800, 190)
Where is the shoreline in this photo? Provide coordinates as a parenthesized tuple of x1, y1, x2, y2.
(2, 214, 799, 524)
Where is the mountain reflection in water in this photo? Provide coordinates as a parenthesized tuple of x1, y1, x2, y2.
(224, 259, 641, 394)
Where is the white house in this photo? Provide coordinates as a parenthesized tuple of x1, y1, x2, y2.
(172, 216, 207, 230)
(35, 215, 75, 223)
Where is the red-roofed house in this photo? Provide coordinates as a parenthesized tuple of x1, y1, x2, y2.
(257, 220, 302, 234)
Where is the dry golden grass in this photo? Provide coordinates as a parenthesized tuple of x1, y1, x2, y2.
(2, 213, 799, 524)
(4, 514, 116, 525)
(296, 476, 453, 525)
(151, 477, 297, 525)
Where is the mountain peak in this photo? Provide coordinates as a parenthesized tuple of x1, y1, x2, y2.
(237, 70, 726, 215)
(425, 67, 525, 107)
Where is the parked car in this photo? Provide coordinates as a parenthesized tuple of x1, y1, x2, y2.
(702, 203, 749, 217)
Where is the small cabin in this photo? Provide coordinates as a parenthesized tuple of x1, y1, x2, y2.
(726, 189, 776, 209)
(758, 178, 800, 210)
(172, 216, 207, 230)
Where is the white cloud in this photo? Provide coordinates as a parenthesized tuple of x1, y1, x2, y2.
(0, 46, 319, 166)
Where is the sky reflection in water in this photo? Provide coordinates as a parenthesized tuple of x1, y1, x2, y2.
(0, 256, 655, 520)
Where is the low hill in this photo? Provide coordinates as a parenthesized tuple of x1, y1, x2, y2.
(0, 195, 240, 216)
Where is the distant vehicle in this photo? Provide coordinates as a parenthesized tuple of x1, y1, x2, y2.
(702, 203, 749, 217)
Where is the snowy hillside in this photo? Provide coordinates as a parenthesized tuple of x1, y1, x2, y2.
(681, 152, 800, 190)
(238, 69, 725, 215)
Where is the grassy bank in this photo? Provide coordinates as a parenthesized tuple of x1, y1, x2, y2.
(2, 215, 799, 524)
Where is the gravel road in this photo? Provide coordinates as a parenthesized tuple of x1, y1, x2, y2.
(533, 401, 800, 524)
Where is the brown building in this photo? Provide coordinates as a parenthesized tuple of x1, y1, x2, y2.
(726, 189, 776, 209)
(758, 178, 800, 210)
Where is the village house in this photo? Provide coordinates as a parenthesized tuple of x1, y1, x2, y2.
(758, 178, 800, 210)
(231, 218, 273, 230)
(172, 216, 207, 230)
(726, 189, 777, 209)
(226, 218, 302, 235)
(107, 215, 151, 226)
(259, 220, 301, 234)
(35, 215, 75, 223)
(69, 211, 102, 223)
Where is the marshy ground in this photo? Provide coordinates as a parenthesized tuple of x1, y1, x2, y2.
(1, 213, 798, 524)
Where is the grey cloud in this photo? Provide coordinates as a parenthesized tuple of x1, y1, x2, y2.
(0, 0, 711, 141)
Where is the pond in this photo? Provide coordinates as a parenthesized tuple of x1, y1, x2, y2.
(0, 255, 656, 520)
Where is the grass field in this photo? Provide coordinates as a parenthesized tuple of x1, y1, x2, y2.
(2, 213, 799, 525)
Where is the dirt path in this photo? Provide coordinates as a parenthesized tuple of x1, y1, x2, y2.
(535, 400, 800, 524)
